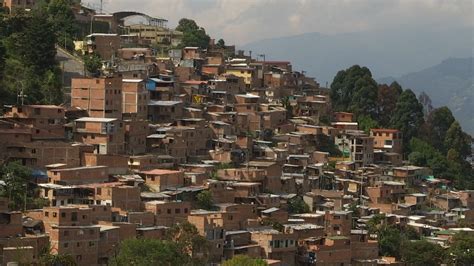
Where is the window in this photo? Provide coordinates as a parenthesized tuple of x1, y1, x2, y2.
(175, 208, 180, 214)
(71, 212, 78, 221)
(61, 212, 66, 218)
(274, 240, 280, 248)
(89, 241, 95, 247)
(167, 209, 171, 214)
(184, 208, 188, 213)
(45, 211, 49, 217)
(77, 242, 81, 247)
(64, 231, 69, 236)
(64, 243, 69, 248)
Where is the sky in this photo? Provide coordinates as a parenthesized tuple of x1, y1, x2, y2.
(82, 0, 474, 45)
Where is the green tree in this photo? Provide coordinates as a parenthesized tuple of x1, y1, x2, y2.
(41, 68, 64, 104)
(166, 221, 210, 264)
(196, 190, 214, 210)
(408, 138, 449, 178)
(390, 89, 424, 153)
(1, 10, 63, 104)
(0, 41, 5, 79)
(367, 213, 386, 234)
(444, 121, 471, 159)
(287, 196, 310, 214)
(0, 161, 32, 211)
(315, 134, 342, 157)
(261, 218, 284, 232)
(222, 255, 267, 266)
(330, 65, 378, 119)
(447, 233, 474, 265)
(446, 148, 474, 189)
(176, 18, 210, 49)
(350, 76, 378, 118)
(0, 41, 6, 102)
(400, 240, 446, 265)
(378, 226, 403, 257)
(216, 38, 225, 48)
(39, 245, 77, 266)
(422, 106, 455, 153)
(4, 10, 57, 75)
(83, 53, 102, 76)
(357, 114, 379, 133)
(110, 238, 189, 266)
(376, 82, 402, 127)
(44, 0, 78, 51)
(368, 215, 421, 259)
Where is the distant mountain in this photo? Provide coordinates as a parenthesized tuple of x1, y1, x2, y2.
(379, 57, 474, 136)
(241, 27, 473, 85)
(242, 28, 473, 135)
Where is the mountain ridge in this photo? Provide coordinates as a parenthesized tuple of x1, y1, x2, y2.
(378, 57, 474, 136)
(241, 27, 473, 84)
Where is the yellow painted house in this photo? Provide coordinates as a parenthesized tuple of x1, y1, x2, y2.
(225, 66, 255, 89)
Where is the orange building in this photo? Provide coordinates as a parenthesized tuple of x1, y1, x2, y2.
(370, 128, 403, 154)
(140, 169, 185, 191)
(71, 77, 123, 119)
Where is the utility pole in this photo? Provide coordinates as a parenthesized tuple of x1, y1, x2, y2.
(258, 54, 266, 85)
(17, 87, 27, 106)
(90, 15, 94, 35)
(24, 183, 27, 212)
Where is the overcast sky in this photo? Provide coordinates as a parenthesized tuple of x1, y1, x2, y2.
(83, 0, 473, 45)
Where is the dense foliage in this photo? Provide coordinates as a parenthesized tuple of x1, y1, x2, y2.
(287, 196, 310, 214)
(110, 238, 191, 266)
(222, 255, 267, 266)
(389, 89, 424, 150)
(0, 161, 49, 210)
(330, 65, 473, 189)
(111, 222, 209, 265)
(176, 18, 211, 49)
(362, 215, 474, 264)
(446, 233, 474, 264)
(0, 1, 78, 106)
(400, 240, 446, 265)
(196, 190, 214, 210)
(83, 53, 102, 76)
(330, 65, 378, 119)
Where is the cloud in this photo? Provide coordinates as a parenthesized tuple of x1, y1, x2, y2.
(82, 0, 473, 45)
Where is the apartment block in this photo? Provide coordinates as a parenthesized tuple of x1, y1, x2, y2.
(71, 77, 123, 119)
